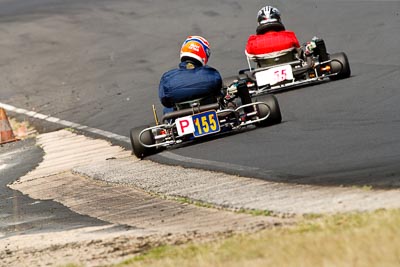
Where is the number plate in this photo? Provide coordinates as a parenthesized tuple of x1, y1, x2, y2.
(255, 65, 294, 86)
(175, 110, 220, 137)
(192, 111, 220, 137)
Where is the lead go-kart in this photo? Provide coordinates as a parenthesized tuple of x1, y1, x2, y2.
(130, 84, 282, 159)
(225, 37, 351, 96)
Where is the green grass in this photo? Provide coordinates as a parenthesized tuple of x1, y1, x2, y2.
(166, 196, 275, 217)
(116, 209, 400, 267)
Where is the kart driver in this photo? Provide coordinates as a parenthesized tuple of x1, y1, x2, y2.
(159, 36, 223, 114)
(245, 6, 301, 62)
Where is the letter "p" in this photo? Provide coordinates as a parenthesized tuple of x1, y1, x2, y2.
(179, 120, 189, 132)
(176, 116, 195, 136)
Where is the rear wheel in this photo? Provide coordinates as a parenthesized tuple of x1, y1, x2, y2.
(256, 94, 282, 127)
(329, 52, 351, 80)
(130, 125, 157, 159)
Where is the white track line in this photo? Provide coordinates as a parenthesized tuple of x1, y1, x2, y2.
(0, 102, 130, 143)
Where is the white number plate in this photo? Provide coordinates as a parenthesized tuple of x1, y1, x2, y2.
(255, 65, 294, 86)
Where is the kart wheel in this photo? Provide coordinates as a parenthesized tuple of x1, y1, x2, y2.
(256, 94, 282, 127)
(329, 52, 351, 80)
(130, 125, 157, 159)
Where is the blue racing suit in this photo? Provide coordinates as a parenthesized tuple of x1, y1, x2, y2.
(159, 61, 223, 113)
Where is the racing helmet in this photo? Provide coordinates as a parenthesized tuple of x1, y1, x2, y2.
(180, 36, 211, 66)
(256, 6, 285, 34)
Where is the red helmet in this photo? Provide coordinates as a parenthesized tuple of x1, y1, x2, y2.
(180, 36, 211, 66)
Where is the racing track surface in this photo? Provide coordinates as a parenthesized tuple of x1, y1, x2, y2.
(1, 0, 399, 188)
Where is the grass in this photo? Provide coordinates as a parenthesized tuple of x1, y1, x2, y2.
(116, 209, 400, 267)
(172, 196, 216, 209)
(164, 196, 275, 217)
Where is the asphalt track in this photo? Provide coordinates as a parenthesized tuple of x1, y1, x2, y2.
(1, 0, 399, 188)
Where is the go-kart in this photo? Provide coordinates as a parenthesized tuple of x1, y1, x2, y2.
(225, 38, 351, 96)
(130, 84, 282, 159)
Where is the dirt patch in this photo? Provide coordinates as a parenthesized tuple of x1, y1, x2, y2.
(1, 227, 252, 267)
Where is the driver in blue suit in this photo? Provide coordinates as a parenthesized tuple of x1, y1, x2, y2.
(158, 36, 223, 114)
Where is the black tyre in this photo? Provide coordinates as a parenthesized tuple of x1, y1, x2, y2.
(329, 52, 351, 80)
(130, 125, 157, 159)
(256, 94, 282, 127)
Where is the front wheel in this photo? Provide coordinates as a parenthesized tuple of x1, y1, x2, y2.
(256, 94, 282, 127)
(130, 125, 157, 159)
(329, 52, 351, 80)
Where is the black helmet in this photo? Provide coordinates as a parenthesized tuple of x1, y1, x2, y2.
(256, 6, 285, 34)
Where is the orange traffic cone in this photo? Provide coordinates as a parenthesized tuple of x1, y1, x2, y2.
(0, 108, 18, 144)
